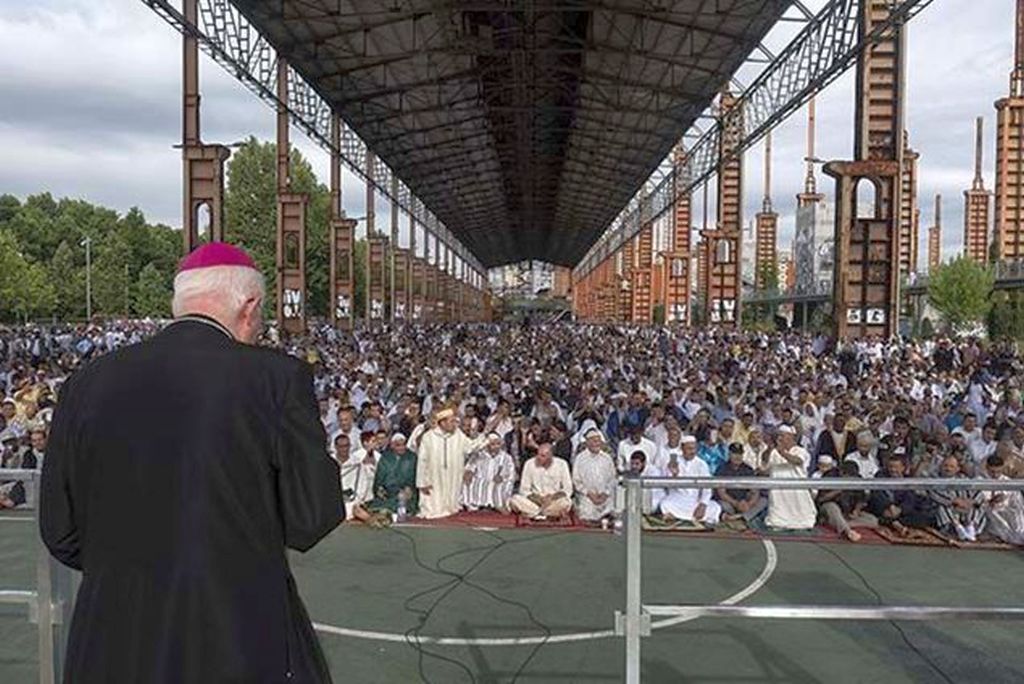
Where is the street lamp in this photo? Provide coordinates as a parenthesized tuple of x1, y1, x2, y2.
(79, 236, 92, 321)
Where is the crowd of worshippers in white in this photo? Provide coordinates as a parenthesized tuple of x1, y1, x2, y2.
(322, 402, 1024, 544)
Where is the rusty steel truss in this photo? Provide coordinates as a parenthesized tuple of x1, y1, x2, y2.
(574, 0, 934, 282)
(143, 0, 486, 278)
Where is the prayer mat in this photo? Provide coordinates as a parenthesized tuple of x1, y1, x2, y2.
(875, 526, 950, 547)
(926, 527, 1018, 551)
(514, 511, 579, 529)
(641, 514, 712, 533)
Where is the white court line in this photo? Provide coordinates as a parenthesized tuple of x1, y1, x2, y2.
(313, 538, 778, 647)
(0, 517, 33, 522)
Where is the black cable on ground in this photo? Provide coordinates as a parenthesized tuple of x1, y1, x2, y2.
(389, 526, 569, 684)
(814, 541, 956, 684)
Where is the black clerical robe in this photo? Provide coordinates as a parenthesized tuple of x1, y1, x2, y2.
(40, 317, 344, 683)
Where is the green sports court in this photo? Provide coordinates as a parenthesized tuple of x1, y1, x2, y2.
(3, 514, 1023, 683)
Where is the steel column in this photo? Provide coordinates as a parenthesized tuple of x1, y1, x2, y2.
(275, 58, 308, 336)
(826, 0, 905, 339)
(702, 89, 743, 328)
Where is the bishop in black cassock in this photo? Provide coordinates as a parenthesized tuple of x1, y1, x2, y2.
(39, 243, 344, 683)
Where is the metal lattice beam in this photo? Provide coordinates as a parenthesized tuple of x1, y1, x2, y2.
(573, 0, 935, 280)
(140, 0, 487, 275)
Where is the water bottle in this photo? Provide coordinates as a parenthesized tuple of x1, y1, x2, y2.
(396, 490, 408, 523)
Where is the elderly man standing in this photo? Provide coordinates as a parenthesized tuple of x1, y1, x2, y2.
(39, 243, 343, 683)
(416, 407, 489, 518)
(572, 429, 617, 522)
(511, 441, 574, 521)
(462, 432, 516, 512)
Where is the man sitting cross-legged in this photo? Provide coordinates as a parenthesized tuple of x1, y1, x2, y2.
(716, 442, 766, 526)
(510, 441, 574, 521)
(572, 429, 617, 523)
(868, 455, 936, 538)
(657, 435, 721, 526)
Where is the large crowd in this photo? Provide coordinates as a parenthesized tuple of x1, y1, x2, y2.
(3, 321, 1024, 545)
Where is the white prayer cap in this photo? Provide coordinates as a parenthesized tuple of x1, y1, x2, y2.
(390, 433, 407, 444)
(585, 428, 604, 440)
(680, 435, 697, 445)
(818, 455, 835, 466)
(1, 397, 14, 406)
(777, 425, 797, 435)
(487, 432, 502, 443)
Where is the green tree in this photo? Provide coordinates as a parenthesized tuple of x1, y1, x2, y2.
(988, 291, 1024, 340)
(49, 240, 85, 318)
(93, 232, 134, 316)
(928, 255, 994, 330)
(0, 194, 19, 226)
(134, 262, 172, 318)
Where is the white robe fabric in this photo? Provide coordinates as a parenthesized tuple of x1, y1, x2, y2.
(572, 449, 617, 521)
(985, 475, 1024, 544)
(339, 460, 373, 520)
(416, 428, 487, 518)
(657, 457, 721, 524)
(617, 437, 658, 472)
(461, 448, 516, 510)
(765, 446, 817, 529)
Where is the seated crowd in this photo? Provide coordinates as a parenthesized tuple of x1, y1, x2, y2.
(3, 322, 1024, 545)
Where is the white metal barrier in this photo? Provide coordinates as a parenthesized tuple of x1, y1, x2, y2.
(0, 468, 78, 684)
(618, 476, 1024, 684)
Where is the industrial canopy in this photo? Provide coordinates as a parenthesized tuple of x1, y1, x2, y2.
(233, 0, 790, 268)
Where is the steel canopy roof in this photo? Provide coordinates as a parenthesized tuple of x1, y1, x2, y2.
(233, 1, 791, 268)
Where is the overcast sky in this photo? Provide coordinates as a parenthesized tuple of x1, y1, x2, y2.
(0, 0, 1017, 266)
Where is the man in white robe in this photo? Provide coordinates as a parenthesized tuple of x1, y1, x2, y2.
(617, 426, 657, 472)
(572, 429, 617, 522)
(657, 436, 721, 524)
(333, 432, 372, 523)
(461, 433, 517, 512)
(982, 455, 1024, 544)
(416, 408, 489, 518)
(763, 425, 817, 529)
(510, 442, 574, 520)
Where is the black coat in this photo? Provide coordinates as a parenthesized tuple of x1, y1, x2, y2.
(39, 319, 344, 683)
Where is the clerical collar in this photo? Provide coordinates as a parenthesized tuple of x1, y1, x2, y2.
(171, 314, 235, 341)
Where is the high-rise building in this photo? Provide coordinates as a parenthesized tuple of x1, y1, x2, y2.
(964, 117, 992, 262)
(899, 134, 921, 275)
(994, 0, 1024, 260)
(929, 194, 942, 272)
(755, 132, 779, 291)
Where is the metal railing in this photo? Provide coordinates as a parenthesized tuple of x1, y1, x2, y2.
(0, 469, 78, 684)
(618, 476, 1024, 684)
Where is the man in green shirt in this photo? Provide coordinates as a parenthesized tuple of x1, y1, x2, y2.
(370, 433, 419, 518)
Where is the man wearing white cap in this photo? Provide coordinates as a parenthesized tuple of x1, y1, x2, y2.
(763, 425, 817, 529)
(461, 432, 516, 512)
(417, 406, 489, 518)
(572, 429, 617, 522)
(656, 435, 721, 525)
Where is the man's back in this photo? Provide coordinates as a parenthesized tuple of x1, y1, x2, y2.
(41, 319, 343, 683)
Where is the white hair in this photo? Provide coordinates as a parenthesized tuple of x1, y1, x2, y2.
(172, 265, 265, 318)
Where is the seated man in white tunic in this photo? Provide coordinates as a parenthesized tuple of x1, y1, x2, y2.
(762, 425, 817, 530)
(461, 432, 517, 512)
(510, 441, 574, 521)
(657, 435, 721, 525)
(572, 429, 617, 522)
(333, 432, 373, 523)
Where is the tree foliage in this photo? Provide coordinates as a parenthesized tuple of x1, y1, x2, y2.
(988, 291, 1024, 341)
(0, 192, 179, 322)
(927, 256, 994, 330)
(1, 138, 373, 322)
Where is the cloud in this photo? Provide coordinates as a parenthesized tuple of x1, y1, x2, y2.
(0, 0, 1018, 269)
